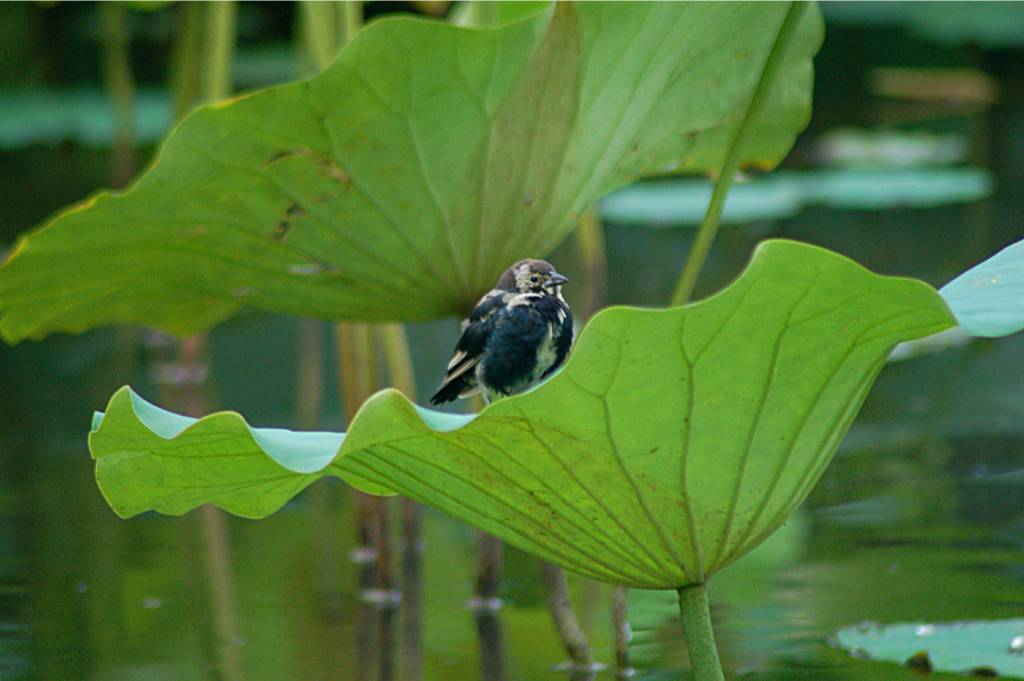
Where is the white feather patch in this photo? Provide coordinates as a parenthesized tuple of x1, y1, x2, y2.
(447, 350, 467, 370)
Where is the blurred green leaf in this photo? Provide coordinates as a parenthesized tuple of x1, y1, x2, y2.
(834, 619, 1024, 677)
(89, 240, 953, 588)
(0, 2, 822, 342)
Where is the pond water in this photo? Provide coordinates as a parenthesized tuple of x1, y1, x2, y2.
(3, 4, 1024, 680)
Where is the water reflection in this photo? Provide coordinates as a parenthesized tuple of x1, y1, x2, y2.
(474, 608, 507, 681)
(400, 499, 423, 681)
(4, 415, 1023, 680)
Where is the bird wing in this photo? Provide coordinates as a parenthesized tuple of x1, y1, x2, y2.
(542, 301, 573, 379)
(430, 290, 507, 404)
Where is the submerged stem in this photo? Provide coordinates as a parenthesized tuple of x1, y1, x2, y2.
(540, 562, 594, 668)
(677, 583, 724, 681)
(669, 1, 808, 306)
(611, 585, 631, 673)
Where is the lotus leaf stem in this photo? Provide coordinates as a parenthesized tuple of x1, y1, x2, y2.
(340, 0, 364, 45)
(200, 1, 236, 103)
(677, 583, 724, 681)
(670, 1, 809, 307)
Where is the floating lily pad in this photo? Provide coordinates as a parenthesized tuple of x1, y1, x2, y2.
(834, 619, 1024, 678)
(817, 129, 968, 168)
(598, 168, 993, 227)
(0, 89, 173, 150)
(823, 2, 1024, 48)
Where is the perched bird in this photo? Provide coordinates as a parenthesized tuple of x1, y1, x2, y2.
(430, 259, 573, 405)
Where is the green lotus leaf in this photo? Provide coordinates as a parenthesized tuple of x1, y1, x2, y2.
(89, 240, 954, 589)
(0, 1, 822, 343)
(834, 619, 1024, 677)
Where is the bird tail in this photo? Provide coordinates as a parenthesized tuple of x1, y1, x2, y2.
(429, 376, 469, 405)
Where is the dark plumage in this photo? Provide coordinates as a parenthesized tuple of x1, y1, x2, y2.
(430, 259, 573, 405)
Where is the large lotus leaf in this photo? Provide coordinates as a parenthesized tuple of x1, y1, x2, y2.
(89, 240, 954, 589)
(0, 2, 822, 343)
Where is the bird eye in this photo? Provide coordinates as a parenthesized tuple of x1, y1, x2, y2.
(529, 274, 540, 283)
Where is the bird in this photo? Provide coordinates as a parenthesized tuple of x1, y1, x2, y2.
(430, 259, 573, 406)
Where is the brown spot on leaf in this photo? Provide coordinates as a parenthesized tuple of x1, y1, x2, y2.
(262, 148, 312, 167)
(271, 221, 291, 241)
(326, 162, 350, 184)
(272, 203, 307, 240)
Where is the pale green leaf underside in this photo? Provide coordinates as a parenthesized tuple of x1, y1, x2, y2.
(0, 2, 822, 342)
(89, 240, 953, 589)
(939, 237, 1024, 337)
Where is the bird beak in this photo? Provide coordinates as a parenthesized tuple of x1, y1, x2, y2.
(546, 273, 569, 287)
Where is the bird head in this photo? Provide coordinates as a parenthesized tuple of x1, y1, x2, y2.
(497, 259, 569, 294)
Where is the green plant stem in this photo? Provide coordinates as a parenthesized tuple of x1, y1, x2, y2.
(303, 0, 360, 72)
(669, 1, 808, 306)
(200, 1, 237, 103)
(377, 323, 416, 397)
(574, 208, 607, 320)
(337, 321, 394, 592)
(170, 3, 203, 119)
(301, 1, 338, 72)
(336, 323, 376, 424)
(339, 1, 363, 46)
(99, 2, 136, 186)
(468, 0, 500, 28)
(677, 583, 724, 681)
